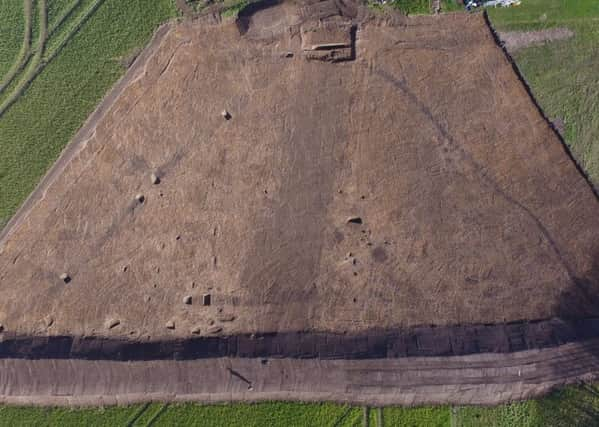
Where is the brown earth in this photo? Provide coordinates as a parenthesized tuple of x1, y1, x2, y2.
(3, 338, 599, 406)
(499, 27, 575, 52)
(1, 1, 599, 343)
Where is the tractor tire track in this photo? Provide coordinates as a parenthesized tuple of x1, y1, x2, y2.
(0, 0, 33, 94)
(2, 338, 599, 406)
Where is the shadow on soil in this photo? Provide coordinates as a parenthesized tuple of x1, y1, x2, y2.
(557, 248, 599, 320)
(2, 254, 599, 361)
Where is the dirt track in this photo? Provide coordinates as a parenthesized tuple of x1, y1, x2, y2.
(3, 338, 599, 406)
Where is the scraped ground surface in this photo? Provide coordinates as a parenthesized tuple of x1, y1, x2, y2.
(1, 3, 599, 340)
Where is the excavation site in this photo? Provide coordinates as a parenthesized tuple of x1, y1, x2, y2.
(1, 0, 599, 406)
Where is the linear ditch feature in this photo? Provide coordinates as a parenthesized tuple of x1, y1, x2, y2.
(2, 317, 599, 360)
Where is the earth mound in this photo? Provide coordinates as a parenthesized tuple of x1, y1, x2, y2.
(1, 0, 599, 345)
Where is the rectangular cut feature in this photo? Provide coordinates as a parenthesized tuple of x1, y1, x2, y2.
(301, 20, 353, 61)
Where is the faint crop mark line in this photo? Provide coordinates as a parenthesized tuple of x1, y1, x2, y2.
(124, 402, 151, 427)
(0, 0, 83, 95)
(372, 66, 577, 283)
(47, 0, 84, 41)
(0, 0, 33, 94)
(332, 406, 354, 427)
(0, 0, 47, 116)
(145, 403, 169, 427)
(0, 0, 105, 118)
(158, 39, 191, 77)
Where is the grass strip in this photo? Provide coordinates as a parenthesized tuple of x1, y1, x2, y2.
(487, 0, 599, 185)
(0, 0, 47, 116)
(0, 0, 33, 94)
(0, 0, 26, 78)
(0, 0, 177, 227)
(0, 0, 105, 118)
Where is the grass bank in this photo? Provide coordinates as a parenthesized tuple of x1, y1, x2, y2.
(0, 0, 177, 229)
(487, 0, 599, 186)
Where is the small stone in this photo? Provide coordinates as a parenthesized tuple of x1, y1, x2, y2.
(105, 318, 120, 329)
(207, 325, 222, 334)
(59, 273, 71, 283)
(217, 313, 235, 322)
(221, 110, 231, 120)
(44, 316, 54, 327)
(191, 326, 202, 334)
(183, 295, 192, 305)
(207, 318, 215, 326)
(346, 252, 353, 258)
(283, 51, 293, 58)
(150, 173, 160, 184)
(135, 193, 145, 203)
(202, 294, 211, 306)
(165, 320, 175, 330)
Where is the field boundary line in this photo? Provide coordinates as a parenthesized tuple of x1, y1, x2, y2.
(0, 21, 173, 246)
(483, 10, 599, 199)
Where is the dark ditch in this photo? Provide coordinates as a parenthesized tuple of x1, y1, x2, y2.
(2, 317, 599, 361)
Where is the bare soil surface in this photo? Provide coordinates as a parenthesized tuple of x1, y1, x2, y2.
(499, 27, 574, 52)
(1, 1, 599, 344)
(3, 338, 599, 406)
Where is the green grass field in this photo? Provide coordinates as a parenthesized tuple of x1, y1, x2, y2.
(487, 0, 599, 187)
(3, 386, 599, 427)
(0, 0, 177, 229)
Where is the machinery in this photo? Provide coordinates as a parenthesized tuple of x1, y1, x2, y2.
(466, 0, 521, 10)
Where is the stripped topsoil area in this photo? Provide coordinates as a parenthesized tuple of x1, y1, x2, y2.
(1, 1, 599, 349)
(499, 27, 575, 52)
